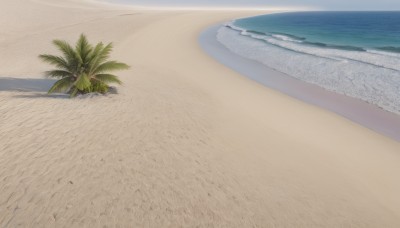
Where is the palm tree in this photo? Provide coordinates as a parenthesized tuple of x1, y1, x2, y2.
(39, 34, 129, 97)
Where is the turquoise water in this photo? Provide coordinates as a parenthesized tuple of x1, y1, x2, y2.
(234, 12, 400, 52)
(217, 12, 400, 114)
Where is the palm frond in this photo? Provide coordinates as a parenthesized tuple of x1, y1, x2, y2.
(44, 70, 73, 78)
(90, 42, 105, 59)
(88, 43, 113, 74)
(97, 43, 113, 63)
(74, 73, 91, 91)
(87, 42, 104, 72)
(53, 40, 76, 60)
(53, 39, 81, 72)
(94, 74, 122, 85)
(39, 54, 69, 70)
(48, 77, 74, 94)
(76, 34, 92, 63)
(93, 61, 130, 74)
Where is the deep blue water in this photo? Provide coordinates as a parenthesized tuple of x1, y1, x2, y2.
(234, 12, 400, 52)
(217, 12, 400, 114)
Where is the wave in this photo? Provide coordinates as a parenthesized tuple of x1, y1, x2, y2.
(303, 41, 366, 52)
(272, 34, 303, 43)
(376, 46, 400, 53)
(223, 23, 400, 72)
(224, 23, 368, 52)
(270, 32, 306, 41)
(224, 21, 244, 32)
(225, 22, 400, 54)
(367, 49, 400, 58)
(246, 30, 266, 36)
(217, 23, 400, 115)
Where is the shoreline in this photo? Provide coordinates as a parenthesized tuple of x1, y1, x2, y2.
(199, 24, 400, 142)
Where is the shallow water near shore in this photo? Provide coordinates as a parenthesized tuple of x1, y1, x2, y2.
(218, 12, 400, 115)
(200, 24, 400, 141)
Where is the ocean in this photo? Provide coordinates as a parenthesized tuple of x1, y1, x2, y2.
(217, 12, 400, 115)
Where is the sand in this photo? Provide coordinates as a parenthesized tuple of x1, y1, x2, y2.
(1, 0, 400, 227)
(200, 25, 400, 141)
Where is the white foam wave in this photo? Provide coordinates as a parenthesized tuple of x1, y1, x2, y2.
(271, 34, 302, 43)
(217, 25, 400, 115)
(223, 21, 244, 32)
(367, 49, 400, 58)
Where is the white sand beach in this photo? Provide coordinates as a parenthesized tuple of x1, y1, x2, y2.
(1, 0, 400, 227)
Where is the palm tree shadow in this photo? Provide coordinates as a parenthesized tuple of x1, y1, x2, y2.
(12, 93, 69, 99)
(0, 77, 68, 99)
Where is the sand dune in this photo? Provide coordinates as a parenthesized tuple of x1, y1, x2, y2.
(1, 0, 400, 227)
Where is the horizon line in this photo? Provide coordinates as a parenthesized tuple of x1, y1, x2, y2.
(91, 1, 400, 11)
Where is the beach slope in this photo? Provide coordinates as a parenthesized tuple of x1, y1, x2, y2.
(0, 0, 400, 227)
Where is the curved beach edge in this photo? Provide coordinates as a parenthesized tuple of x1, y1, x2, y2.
(199, 23, 400, 142)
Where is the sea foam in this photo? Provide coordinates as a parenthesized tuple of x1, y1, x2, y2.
(217, 23, 400, 115)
